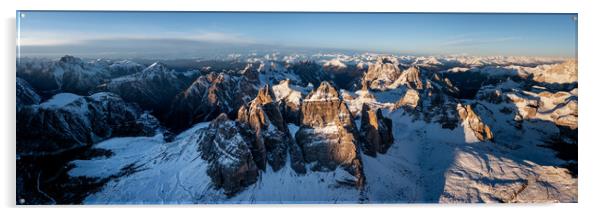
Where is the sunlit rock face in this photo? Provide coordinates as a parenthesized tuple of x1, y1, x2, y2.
(237, 85, 306, 173)
(506, 89, 578, 130)
(167, 68, 259, 130)
(296, 81, 365, 188)
(272, 79, 307, 125)
(389, 66, 424, 90)
(456, 104, 494, 142)
(359, 104, 394, 156)
(198, 113, 259, 196)
(395, 89, 421, 109)
(532, 60, 577, 84)
(17, 92, 160, 155)
(363, 57, 402, 91)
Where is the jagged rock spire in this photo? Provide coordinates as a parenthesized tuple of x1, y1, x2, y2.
(360, 104, 394, 156)
(456, 104, 494, 142)
(236, 84, 305, 174)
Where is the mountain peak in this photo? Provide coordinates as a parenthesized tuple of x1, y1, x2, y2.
(305, 81, 339, 102)
(364, 57, 402, 90)
(140, 62, 173, 78)
(254, 84, 276, 104)
(323, 59, 347, 70)
(58, 55, 84, 64)
(144, 62, 168, 71)
(241, 63, 259, 81)
(376, 56, 398, 65)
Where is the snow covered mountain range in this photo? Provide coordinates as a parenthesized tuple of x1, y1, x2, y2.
(16, 53, 577, 204)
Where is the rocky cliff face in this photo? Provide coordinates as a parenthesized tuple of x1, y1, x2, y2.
(104, 62, 195, 115)
(197, 114, 259, 196)
(359, 104, 394, 156)
(197, 85, 309, 196)
(196, 82, 369, 195)
(17, 55, 111, 95)
(237, 85, 305, 173)
(17, 92, 160, 155)
(456, 104, 494, 142)
(16, 77, 41, 110)
(289, 60, 329, 87)
(387, 69, 461, 130)
(167, 69, 259, 130)
(17, 59, 61, 93)
(108, 60, 145, 77)
(363, 57, 401, 90)
(389, 66, 424, 90)
(272, 79, 308, 125)
(56, 55, 112, 95)
(395, 89, 421, 109)
(295, 81, 365, 188)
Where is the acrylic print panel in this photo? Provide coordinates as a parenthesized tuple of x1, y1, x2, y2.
(15, 11, 577, 204)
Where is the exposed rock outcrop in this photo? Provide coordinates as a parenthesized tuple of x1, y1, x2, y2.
(295, 81, 365, 188)
(456, 104, 494, 142)
(532, 60, 577, 84)
(359, 104, 394, 156)
(17, 55, 111, 95)
(104, 62, 196, 115)
(272, 79, 307, 125)
(475, 86, 505, 104)
(57, 55, 112, 95)
(389, 66, 424, 90)
(395, 89, 421, 109)
(434, 69, 490, 99)
(343, 85, 383, 116)
(108, 60, 145, 77)
(17, 92, 160, 155)
(237, 85, 305, 173)
(241, 63, 260, 83)
(16, 77, 41, 110)
(17, 58, 61, 93)
(507, 89, 578, 130)
(289, 60, 329, 87)
(363, 57, 401, 90)
(167, 70, 259, 130)
(198, 114, 259, 196)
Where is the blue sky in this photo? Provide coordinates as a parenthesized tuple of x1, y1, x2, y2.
(17, 11, 577, 58)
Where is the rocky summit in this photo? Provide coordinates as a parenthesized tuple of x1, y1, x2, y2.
(198, 113, 259, 196)
(296, 81, 365, 188)
(237, 85, 305, 173)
